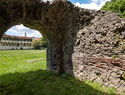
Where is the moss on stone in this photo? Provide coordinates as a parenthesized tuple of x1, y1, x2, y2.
(124, 73, 125, 80)
(112, 55, 118, 59)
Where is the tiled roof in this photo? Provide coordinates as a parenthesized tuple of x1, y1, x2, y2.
(34, 38, 41, 41)
(3, 35, 34, 40)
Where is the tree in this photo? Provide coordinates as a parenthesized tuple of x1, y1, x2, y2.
(111, 0, 117, 2)
(32, 40, 42, 49)
(41, 37, 47, 48)
(101, 0, 125, 18)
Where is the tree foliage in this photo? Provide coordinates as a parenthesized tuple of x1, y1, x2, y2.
(32, 37, 47, 49)
(32, 40, 42, 49)
(41, 37, 47, 48)
(101, 0, 125, 18)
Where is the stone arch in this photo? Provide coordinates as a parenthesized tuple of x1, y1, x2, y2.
(0, 0, 81, 74)
(0, 1, 124, 89)
(8, 42, 11, 46)
(12, 42, 15, 46)
(5, 42, 9, 46)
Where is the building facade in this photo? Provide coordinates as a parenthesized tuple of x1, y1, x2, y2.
(0, 33, 34, 50)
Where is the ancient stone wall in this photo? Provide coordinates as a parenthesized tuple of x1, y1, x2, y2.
(64, 10, 125, 91)
(0, 0, 125, 92)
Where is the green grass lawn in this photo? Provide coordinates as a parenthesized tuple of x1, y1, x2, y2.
(0, 50, 120, 95)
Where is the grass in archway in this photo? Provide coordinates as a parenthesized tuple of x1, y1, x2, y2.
(0, 50, 46, 75)
(0, 50, 120, 95)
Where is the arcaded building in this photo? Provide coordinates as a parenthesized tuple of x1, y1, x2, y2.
(0, 33, 34, 50)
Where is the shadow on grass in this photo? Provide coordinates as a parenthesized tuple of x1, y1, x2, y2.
(0, 70, 116, 95)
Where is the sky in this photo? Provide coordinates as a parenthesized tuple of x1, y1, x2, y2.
(6, 0, 110, 38)
(6, 24, 42, 38)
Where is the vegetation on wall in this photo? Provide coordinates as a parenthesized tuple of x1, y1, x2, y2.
(101, 0, 125, 18)
(124, 73, 125, 80)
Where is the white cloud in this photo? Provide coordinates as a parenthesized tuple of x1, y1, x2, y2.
(75, 0, 110, 10)
(27, 30, 42, 38)
(6, 24, 42, 38)
(42, 0, 52, 2)
(91, 0, 98, 3)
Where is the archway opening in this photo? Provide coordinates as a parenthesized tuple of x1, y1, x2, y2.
(0, 24, 47, 75)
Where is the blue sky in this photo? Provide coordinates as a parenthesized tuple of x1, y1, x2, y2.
(6, 0, 110, 38)
(70, 0, 90, 3)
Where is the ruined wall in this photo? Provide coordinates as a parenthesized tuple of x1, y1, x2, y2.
(0, 0, 125, 92)
(64, 10, 125, 91)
